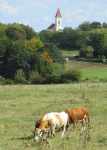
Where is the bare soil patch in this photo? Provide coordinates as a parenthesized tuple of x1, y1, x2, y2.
(66, 60, 107, 69)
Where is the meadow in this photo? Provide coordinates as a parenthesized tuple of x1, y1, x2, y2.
(63, 49, 107, 81)
(0, 50, 107, 150)
(0, 83, 107, 150)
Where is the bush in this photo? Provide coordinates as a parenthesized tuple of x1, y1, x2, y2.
(53, 63, 65, 75)
(101, 55, 106, 62)
(28, 70, 42, 84)
(0, 76, 5, 85)
(61, 68, 83, 83)
(14, 69, 27, 84)
(40, 61, 54, 77)
(5, 78, 13, 85)
(99, 78, 107, 82)
(79, 46, 94, 58)
(46, 74, 61, 84)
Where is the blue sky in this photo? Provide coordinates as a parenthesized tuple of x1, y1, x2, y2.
(0, 0, 107, 32)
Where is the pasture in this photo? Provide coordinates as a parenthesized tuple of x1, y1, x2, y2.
(62, 49, 107, 81)
(0, 83, 107, 150)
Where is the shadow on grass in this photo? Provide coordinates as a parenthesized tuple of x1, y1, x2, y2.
(11, 134, 34, 140)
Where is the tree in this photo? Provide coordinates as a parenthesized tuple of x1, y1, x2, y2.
(0, 42, 6, 66)
(87, 28, 107, 56)
(40, 61, 54, 77)
(21, 24, 39, 40)
(79, 46, 94, 58)
(62, 27, 77, 48)
(25, 38, 44, 53)
(75, 29, 89, 48)
(3, 52, 33, 79)
(78, 21, 91, 31)
(90, 21, 102, 29)
(0, 27, 5, 38)
(14, 69, 27, 83)
(102, 22, 107, 28)
(13, 52, 32, 78)
(39, 30, 53, 43)
(41, 51, 53, 63)
(38, 43, 66, 64)
(9, 40, 26, 57)
(99, 44, 107, 58)
(5, 24, 26, 40)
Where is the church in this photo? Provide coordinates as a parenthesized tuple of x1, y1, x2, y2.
(47, 8, 63, 32)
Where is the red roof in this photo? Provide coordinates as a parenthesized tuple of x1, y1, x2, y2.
(47, 23, 55, 29)
(55, 8, 62, 17)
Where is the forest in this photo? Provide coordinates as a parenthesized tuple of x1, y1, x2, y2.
(0, 21, 107, 84)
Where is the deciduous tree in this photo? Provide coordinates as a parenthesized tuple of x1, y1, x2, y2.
(26, 38, 44, 53)
(79, 46, 94, 58)
(87, 28, 107, 56)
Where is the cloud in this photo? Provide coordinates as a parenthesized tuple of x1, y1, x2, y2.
(48, 0, 56, 2)
(19, 19, 30, 25)
(44, 17, 51, 21)
(34, 18, 40, 23)
(67, 18, 72, 22)
(0, 2, 22, 15)
(36, 3, 48, 9)
(62, 0, 70, 3)
(97, 13, 102, 16)
(64, 12, 70, 17)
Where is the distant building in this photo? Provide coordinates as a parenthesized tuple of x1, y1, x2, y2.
(47, 8, 63, 32)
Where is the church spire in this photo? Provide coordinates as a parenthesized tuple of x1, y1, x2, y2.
(55, 8, 62, 17)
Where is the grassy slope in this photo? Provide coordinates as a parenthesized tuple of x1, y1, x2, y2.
(0, 84, 107, 150)
(62, 49, 107, 81)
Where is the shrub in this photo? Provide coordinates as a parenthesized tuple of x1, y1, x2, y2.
(0, 76, 5, 85)
(14, 69, 27, 84)
(53, 63, 65, 75)
(100, 78, 107, 82)
(61, 68, 83, 83)
(40, 61, 54, 77)
(101, 55, 106, 62)
(5, 78, 13, 85)
(28, 70, 42, 84)
(79, 46, 94, 58)
(46, 74, 61, 84)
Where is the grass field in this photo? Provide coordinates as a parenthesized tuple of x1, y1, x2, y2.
(60, 48, 79, 57)
(0, 83, 107, 150)
(61, 49, 107, 81)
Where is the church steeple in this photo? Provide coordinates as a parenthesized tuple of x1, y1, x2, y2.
(55, 8, 62, 17)
(47, 8, 63, 32)
(55, 8, 63, 31)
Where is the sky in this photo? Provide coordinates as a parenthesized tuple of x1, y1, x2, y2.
(0, 0, 107, 32)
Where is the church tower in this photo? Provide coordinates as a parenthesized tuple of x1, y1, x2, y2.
(55, 8, 63, 31)
(47, 8, 63, 31)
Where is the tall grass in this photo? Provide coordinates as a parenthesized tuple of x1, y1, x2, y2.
(0, 83, 107, 149)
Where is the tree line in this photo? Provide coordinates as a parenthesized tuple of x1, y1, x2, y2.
(1, 21, 107, 84)
(0, 22, 79, 84)
(40, 21, 107, 58)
